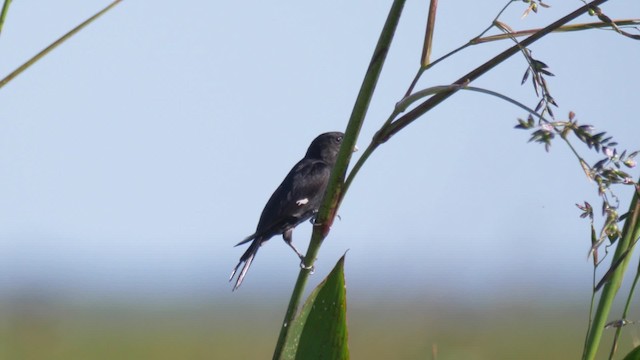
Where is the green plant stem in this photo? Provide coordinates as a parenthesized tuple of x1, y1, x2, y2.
(271, 1, 406, 358)
(584, 190, 640, 360)
(0, 0, 123, 90)
(0, 0, 11, 36)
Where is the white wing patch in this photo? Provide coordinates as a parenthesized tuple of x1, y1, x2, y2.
(296, 198, 309, 206)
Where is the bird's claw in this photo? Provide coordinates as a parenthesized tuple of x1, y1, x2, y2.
(300, 259, 315, 274)
(310, 213, 340, 226)
(308, 211, 318, 224)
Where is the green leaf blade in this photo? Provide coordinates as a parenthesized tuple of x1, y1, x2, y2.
(280, 255, 349, 360)
(622, 344, 640, 360)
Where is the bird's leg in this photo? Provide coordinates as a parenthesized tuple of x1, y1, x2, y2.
(282, 229, 315, 272)
(282, 228, 304, 260)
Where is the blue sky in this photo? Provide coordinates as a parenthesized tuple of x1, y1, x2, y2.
(1, 1, 639, 303)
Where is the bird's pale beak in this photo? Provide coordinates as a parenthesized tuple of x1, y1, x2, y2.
(353, 145, 359, 152)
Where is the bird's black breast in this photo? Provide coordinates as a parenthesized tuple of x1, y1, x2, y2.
(253, 158, 332, 240)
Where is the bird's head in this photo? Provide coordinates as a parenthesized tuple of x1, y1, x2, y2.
(305, 131, 346, 164)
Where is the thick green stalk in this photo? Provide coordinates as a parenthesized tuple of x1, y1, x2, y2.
(584, 189, 640, 360)
(271, 1, 406, 358)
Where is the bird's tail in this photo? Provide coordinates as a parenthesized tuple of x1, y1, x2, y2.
(229, 239, 261, 291)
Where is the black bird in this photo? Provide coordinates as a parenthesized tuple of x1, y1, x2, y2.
(230, 131, 345, 291)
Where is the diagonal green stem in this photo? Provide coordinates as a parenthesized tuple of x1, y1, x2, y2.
(271, 1, 406, 358)
(0, 0, 122, 89)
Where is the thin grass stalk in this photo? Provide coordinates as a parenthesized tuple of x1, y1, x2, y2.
(0, 0, 122, 89)
(474, 19, 640, 43)
(271, 1, 407, 358)
(0, 0, 11, 36)
(404, 0, 438, 97)
(420, 0, 437, 67)
(583, 265, 600, 356)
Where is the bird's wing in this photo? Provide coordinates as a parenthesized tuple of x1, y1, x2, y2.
(254, 159, 331, 237)
(285, 159, 332, 215)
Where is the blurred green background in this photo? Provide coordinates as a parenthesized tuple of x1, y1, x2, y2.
(2, 294, 636, 359)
